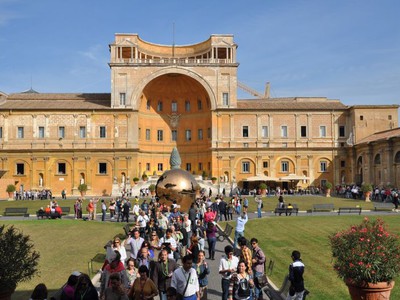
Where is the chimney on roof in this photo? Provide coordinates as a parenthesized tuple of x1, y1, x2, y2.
(264, 82, 270, 98)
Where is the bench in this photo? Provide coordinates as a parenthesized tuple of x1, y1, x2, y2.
(60, 207, 71, 215)
(3, 207, 29, 217)
(338, 207, 362, 215)
(217, 223, 233, 242)
(313, 203, 335, 212)
(263, 275, 290, 300)
(373, 202, 394, 211)
(274, 204, 299, 216)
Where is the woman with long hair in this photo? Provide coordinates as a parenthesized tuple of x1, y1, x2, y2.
(125, 258, 139, 289)
(128, 265, 158, 300)
(30, 283, 47, 300)
(103, 272, 129, 300)
(205, 222, 217, 260)
(228, 261, 254, 300)
(194, 250, 210, 300)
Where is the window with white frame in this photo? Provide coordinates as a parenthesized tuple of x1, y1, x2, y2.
(171, 101, 177, 112)
(242, 126, 249, 138)
(185, 100, 191, 112)
(58, 162, 66, 174)
(242, 161, 250, 173)
(59, 126, 65, 139)
(99, 126, 106, 138)
(320, 160, 328, 172)
(17, 127, 24, 139)
(120, 93, 126, 106)
(222, 92, 229, 106)
(281, 161, 289, 172)
(157, 101, 163, 112)
(185, 130, 192, 141)
(301, 126, 307, 137)
(198, 129, 203, 140)
(99, 162, 107, 174)
(320, 125, 326, 137)
(38, 126, 45, 138)
(262, 126, 268, 138)
(158, 163, 163, 171)
(79, 126, 86, 138)
(339, 126, 345, 137)
(171, 130, 177, 141)
(281, 126, 288, 138)
(157, 130, 163, 141)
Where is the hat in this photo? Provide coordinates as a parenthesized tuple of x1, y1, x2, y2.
(71, 271, 81, 276)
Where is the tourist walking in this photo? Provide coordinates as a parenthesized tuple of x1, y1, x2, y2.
(171, 255, 200, 300)
(193, 250, 210, 300)
(287, 250, 305, 300)
(233, 212, 248, 249)
(219, 245, 239, 300)
(251, 238, 266, 300)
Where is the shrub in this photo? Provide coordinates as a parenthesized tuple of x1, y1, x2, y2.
(330, 218, 400, 284)
(259, 183, 268, 190)
(148, 184, 156, 192)
(325, 181, 333, 189)
(133, 177, 139, 182)
(6, 184, 16, 193)
(361, 183, 373, 193)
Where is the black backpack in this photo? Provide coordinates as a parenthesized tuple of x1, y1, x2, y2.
(235, 277, 251, 299)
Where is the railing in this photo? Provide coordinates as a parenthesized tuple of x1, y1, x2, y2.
(112, 58, 235, 65)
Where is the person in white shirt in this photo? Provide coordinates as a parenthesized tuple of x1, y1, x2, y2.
(171, 255, 200, 300)
(183, 214, 192, 248)
(137, 210, 149, 238)
(219, 245, 239, 300)
(158, 228, 178, 260)
(233, 212, 248, 249)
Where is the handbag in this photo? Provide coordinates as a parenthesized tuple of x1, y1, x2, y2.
(256, 273, 268, 288)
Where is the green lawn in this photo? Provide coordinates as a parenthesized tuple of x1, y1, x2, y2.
(229, 215, 400, 299)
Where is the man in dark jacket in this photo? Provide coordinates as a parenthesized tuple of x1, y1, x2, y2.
(152, 249, 178, 300)
(287, 250, 305, 300)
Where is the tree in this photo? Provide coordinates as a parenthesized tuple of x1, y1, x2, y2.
(0, 225, 40, 293)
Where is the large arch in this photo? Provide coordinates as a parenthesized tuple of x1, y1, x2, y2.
(130, 67, 217, 110)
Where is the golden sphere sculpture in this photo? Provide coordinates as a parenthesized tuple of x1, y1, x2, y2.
(156, 147, 200, 212)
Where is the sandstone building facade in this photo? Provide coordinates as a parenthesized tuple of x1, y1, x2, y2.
(0, 34, 399, 197)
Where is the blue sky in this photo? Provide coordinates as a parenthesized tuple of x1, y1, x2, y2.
(0, 0, 399, 108)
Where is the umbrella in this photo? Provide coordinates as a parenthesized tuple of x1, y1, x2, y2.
(245, 175, 279, 181)
(279, 174, 310, 181)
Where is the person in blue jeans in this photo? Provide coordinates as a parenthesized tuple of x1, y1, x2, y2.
(206, 222, 217, 260)
(254, 196, 263, 218)
(251, 238, 266, 300)
(233, 212, 248, 249)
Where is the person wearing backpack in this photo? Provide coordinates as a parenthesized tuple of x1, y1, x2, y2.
(228, 261, 254, 300)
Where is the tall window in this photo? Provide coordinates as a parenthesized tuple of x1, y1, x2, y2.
(38, 126, 45, 138)
(222, 92, 229, 106)
(157, 101, 163, 112)
(17, 127, 24, 139)
(157, 130, 163, 141)
(186, 163, 192, 172)
(58, 126, 65, 139)
(146, 100, 151, 110)
(79, 126, 86, 138)
(146, 129, 151, 140)
(197, 99, 202, 110)
(301, 126, 307, 137)
(339, 126, 345, 137)
(320, 126, 326, 137)
(146, 163, 150, 171)
(99, 126, 106, 138)
(198, 162, 203, 171)
(198, 129, 203, 140)
(207, 127, 211, 139)
(320, 161, 327, 172)
(119, 93, 126, 106)
(281, 161, 289, 172)
(242, 161, 250, 173)
(281, 126, 288, 138)
(262, 126, 268, 138)
(185, 100, 191, 112)
(171, 101, 177, 112)
(263, 161, 268, 168)
(99, 163, 107, 174)
(158, 163, 163, 171)
(242, 126, 249, 138)
(185, 130, 192, 141)
(16, 163, 24, 175)
(171, 130, 177, 141)
(0, 126, 2, 139)
(58, 162, 66, 174)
